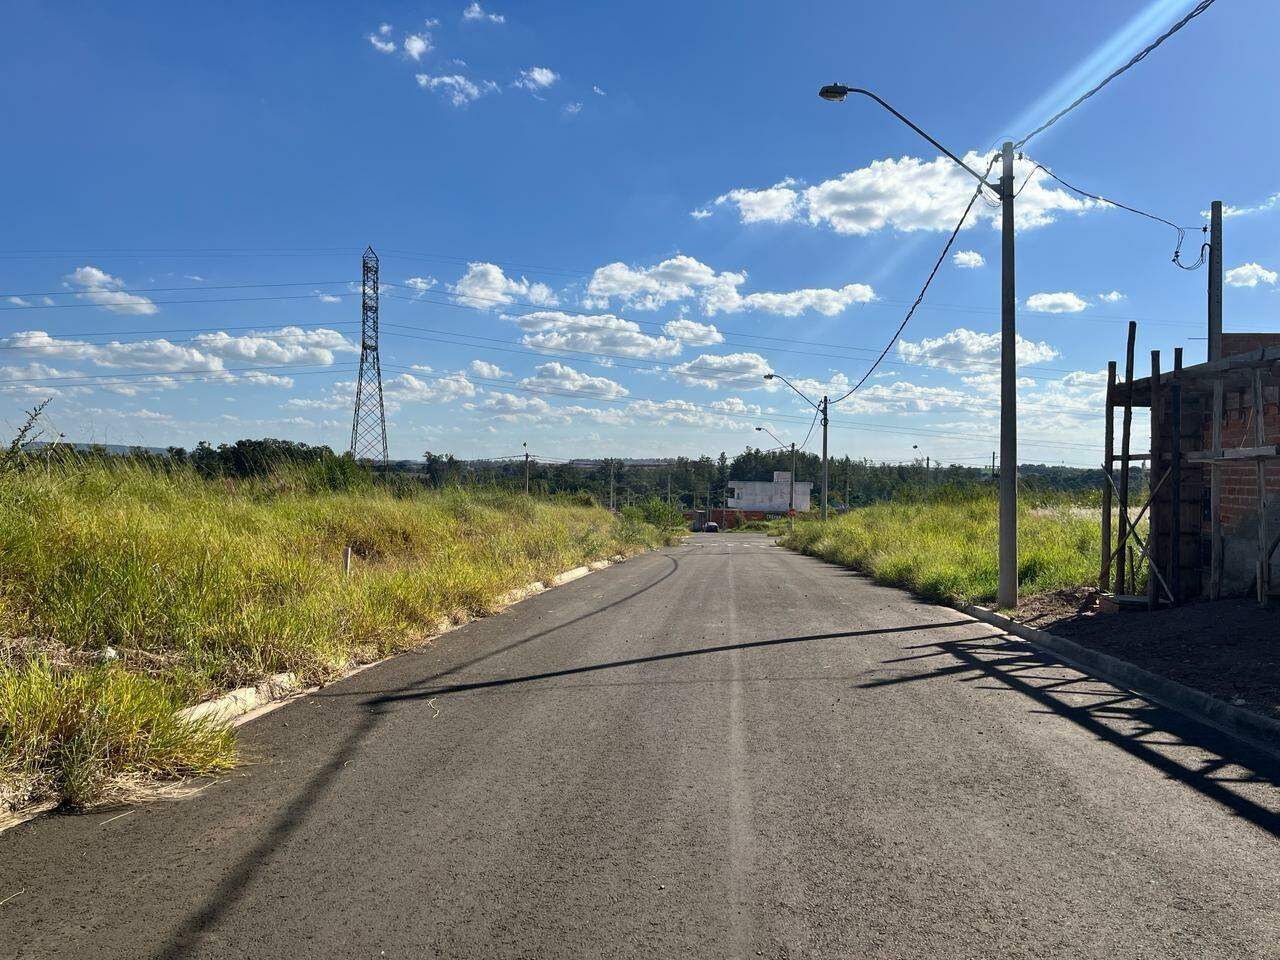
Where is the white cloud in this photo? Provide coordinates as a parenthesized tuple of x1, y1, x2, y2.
(1098, 290, 1126, 302)
(520, 361, 628, 399)
(584, 255, 873, 317)
(662, 318, 723, 345)
(689, 208, 713, 220)
(314, 290, 342, 303)
(563, 102, 582, 116)
(897, 327, 1059, 373)
(368, 32, 396, 54)
(423, 18, 440, 28)
(463, 2, 505, 23)
(404, 276, 438, 296)
(7, 296, 32, 307)
(452, 262, 557, 309)
(592, 85, 606, 96)
(714, 151, 1094, 236)
(389, 371, 476, 403)
(64, 266, 157, 315)
(510, 310, 681, 359)
(468, 359, 510, 379)
(379, 23, 392, 35)
(713, 179, 800, 224)
(1209, 193, 1280, 219)
(415, 73, 498, 107)
(513, 66, 558, 92)
(839, 380, 972, 414)
(952, 250, 985, 269)
(0, 327, 356, 377)
(1025, 291, 1088, 313)
(670, 351, 772, 390)
(403, 33, 432, 60)
(1225, 262, 1277, 288)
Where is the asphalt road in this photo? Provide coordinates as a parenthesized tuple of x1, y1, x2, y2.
(3, 532, 1279, 959)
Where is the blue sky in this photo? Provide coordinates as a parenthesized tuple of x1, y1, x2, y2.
(2, 0, 1277, 467)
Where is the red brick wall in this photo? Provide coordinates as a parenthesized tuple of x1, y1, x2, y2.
(1201, 391, 1280, 530)
(1221, 333, 1280, 356)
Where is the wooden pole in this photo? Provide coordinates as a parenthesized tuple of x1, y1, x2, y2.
(1210, 378, 1224, 600)
(1101, 360, 1117, 591)
(1148, 349, 1162, 611)
(1115, 321, 1137, 595)
(1253, 368, 1268, 603)
(1170, 348, 1183, 605)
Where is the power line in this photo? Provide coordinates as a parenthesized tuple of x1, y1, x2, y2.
(1014, 0, 1220, 148)
(1024, 160, 1206, 269)
(0, 280, 355, 299)
(0, 293, 355, 311)
(379, 362, 1104, 454)
(831, 154, 998, 404)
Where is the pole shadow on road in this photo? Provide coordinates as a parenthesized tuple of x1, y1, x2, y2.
(862, 636, 1280, 838)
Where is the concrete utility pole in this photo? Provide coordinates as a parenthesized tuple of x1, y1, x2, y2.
(789, 442, 796, 532)
(997, 140, 1018, 609)
(820, 396, 830, 521)
(1208, 199, 1223, 362)
(523, 442, 529, 495)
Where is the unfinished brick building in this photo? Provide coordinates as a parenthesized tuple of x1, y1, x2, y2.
(1103, 329, 1280, 606)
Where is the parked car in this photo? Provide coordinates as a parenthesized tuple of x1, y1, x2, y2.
(703, 521, 719, 532)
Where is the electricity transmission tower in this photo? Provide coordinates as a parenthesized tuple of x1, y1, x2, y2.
(349, 246, 388, 463)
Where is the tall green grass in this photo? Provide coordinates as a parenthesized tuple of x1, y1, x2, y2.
(779, 485, 1103, 606)
(1, 459, 673, 809)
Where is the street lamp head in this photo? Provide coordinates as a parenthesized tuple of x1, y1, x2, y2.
(763, 373, 775, 380)
(754, 426, 763, 431)
(818, 83, 851, 102)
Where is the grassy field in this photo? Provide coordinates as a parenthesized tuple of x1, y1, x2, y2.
(779, 486, 1108, 607)
(0, 459, 676, 810)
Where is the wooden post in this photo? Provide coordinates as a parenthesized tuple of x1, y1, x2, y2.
(343, 545, 353, 577)
(1170, 349, 1183, 605)
(1210, 378, 1224, 600)
(1115, 321, 1137, 595)
(1101, 360, 1117, 591)
(1148, 349, 1162, 611)
(1253, 368, 1268, 603)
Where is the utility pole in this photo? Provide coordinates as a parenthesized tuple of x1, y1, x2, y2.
(997, 140, 1018, 609)
(925, 455, 931, 491)
(523, 442, 529, 495)
(349, 246, 389, 463)
(788, 442, 796, 532)
(1208, 199, 1223, 362)
(820, 395, 829, 521)
(609, 460, 616, 512)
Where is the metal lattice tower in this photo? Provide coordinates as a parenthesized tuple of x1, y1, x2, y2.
(349, 246, 389, 463)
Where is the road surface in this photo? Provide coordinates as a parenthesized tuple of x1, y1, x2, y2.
(3, 532, 1278, 958)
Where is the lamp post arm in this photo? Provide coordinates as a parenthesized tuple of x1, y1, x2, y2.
(828, 85, 1000, 197)
(765, 373, 819, 411)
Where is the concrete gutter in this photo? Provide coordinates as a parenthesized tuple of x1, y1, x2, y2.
(177, 556, 625, 731)
(957, 601, 1280, 763)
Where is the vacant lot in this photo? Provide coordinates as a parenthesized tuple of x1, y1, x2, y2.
(1, 460, 671, 809)
(780, 487, 1107, 606)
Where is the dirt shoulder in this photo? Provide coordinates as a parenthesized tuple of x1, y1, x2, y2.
(1010, 588, 1280, 722)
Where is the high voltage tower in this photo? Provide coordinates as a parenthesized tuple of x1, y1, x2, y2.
(350, 246, 389, 463)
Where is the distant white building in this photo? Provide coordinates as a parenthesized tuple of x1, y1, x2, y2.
(726, 472, 812, 514)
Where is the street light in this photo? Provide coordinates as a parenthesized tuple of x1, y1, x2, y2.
(756, 425, 797, 532)
(817, 82, 1018, 608)
(763, 372, 829, 521)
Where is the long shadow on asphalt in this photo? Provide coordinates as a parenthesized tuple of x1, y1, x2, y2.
(862, 635, 1280, 838)
(148, 554, 683, 960)
(319, 620, 980, 705)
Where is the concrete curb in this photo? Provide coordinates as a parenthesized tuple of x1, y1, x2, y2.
(957, 602, 1280, 762)
(175, 555, 627, 732)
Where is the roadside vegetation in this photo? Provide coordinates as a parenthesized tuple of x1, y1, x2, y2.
(0, 440, 681, 811)
(779, 484, 1109, 606)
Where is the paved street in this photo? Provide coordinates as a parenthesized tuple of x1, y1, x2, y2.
(3, 532, 1278, 958)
